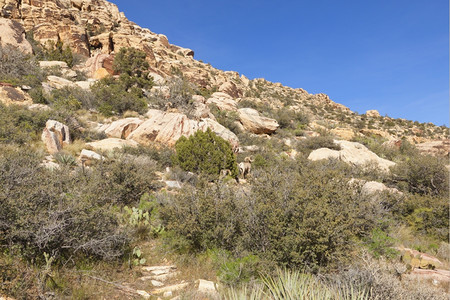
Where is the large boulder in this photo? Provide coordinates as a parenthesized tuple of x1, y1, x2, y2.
(41, 120, 71, 154)
(0, 85, 33, 106)
(308, 140, 396, 172)
(103, 118, 144, 139)
(0, 18, 32, 53)
(43, 75, 76, 92)
(218, 81, 242, 98)
(206, 92, 237, 112)
(237, 108, 279, 134)
(366, 109, 381, 118)
(360, 181, 402, 196)
(126, 109, 239, 150)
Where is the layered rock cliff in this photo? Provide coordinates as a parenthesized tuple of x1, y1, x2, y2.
(0, 0, 447, 143)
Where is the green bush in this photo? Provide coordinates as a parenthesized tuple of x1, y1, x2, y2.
(91, 76, 148, 116)
(0, 149, 162, 263)
(0, 103, 52, 144)
(0, 44, 44, 87)
(174, 128, 238, 179)
(391, 154, 448, 196)
(161, 160, 377, 271)
(91, 47, 153, 116)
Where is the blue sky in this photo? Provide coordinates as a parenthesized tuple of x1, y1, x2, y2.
(110, 0, 449, 126)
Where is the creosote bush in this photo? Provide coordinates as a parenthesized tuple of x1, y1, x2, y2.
(174, 128, 238, 179)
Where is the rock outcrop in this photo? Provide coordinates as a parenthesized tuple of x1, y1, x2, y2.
(103, 118, 144, 139)
(308, 140, 396, 172)
(0, 85, 33, 106)
(238, 108, 279, 134)
(41, 120, 70, 154)
(0, 18, 32, 53)
(206, 92, 237, 111)
(366, 109, 381, 118)
(126, 109, 239, 150)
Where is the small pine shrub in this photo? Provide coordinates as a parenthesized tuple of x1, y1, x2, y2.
(174, 128, 238, 179)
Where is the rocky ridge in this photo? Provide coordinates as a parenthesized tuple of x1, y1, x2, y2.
(1, 0, 447, 145)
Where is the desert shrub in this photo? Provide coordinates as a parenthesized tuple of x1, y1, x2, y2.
(91, 47, 153, 116)
(121, 144, 174, 168)
(391, 154, 448, 196)
(39, 40, 74, 67)
(0, 44, 44, 87)
(161, 160, 377, 271)
(272, 108, 309, 130)
(47, 86, 96, 111)
(0, 149, 130, 262)
(91, 76, 148, 116)
(0, 103, 52, 144)
(174, 129, 238, 179)
(388, 193, 449, 241)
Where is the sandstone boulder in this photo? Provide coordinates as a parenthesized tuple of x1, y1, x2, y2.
(43, 75, 76, 92)
(366, 110, 381, 117)
(218, 81, 242, 98)
(79, 149, 104, 163)
(93, 67, 110, 80)
(0, 86, 33, 106)
(238, 108, 279, 134)
(360, 128, 392, 139)
(308, 140, 396, 172)
(206, 92, 237, 111)
(127, 109, 239, 150)
(0, 18, 32, 53)
(41, 120, 71, 154)
(361, 181, 402, 196)
(86, 138, 139, 152)
(103, 118, 144, 139)
(331, 127, 355, 140)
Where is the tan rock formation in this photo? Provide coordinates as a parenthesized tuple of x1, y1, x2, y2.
(43, 75, 76, 91)
(41, 120, 71, 154)
(360, 181, 402, 196)
(218, 81, 242, 98)
(0, 86, 33, 106)
(0, 18, 32, 53)
(238, 108, 279, 134)
(103, 118, 143, 139)
(331, 127, 355, 140)
(206, 92, 237, 112)
(308, 140, 396, 172)
(93, 67, 110, 79)
(366, 109, 381, 117)
(127, 109, 239, 149)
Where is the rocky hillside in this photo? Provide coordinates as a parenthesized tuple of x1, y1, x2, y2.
(0, 0, 447, 146)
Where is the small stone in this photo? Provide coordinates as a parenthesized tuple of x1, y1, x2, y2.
(163, 291, 172, 297)
(151, 280, 164, 287)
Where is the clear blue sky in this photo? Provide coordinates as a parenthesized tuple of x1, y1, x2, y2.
(110, 0, 449, 126)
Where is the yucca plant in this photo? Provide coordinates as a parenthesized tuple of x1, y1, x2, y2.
(261, 268, 333, 300)
(222, 284, 265, 300)
(53, 152, 77, 167)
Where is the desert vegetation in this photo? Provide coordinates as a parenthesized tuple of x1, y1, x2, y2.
(0, 15, 448, 300)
